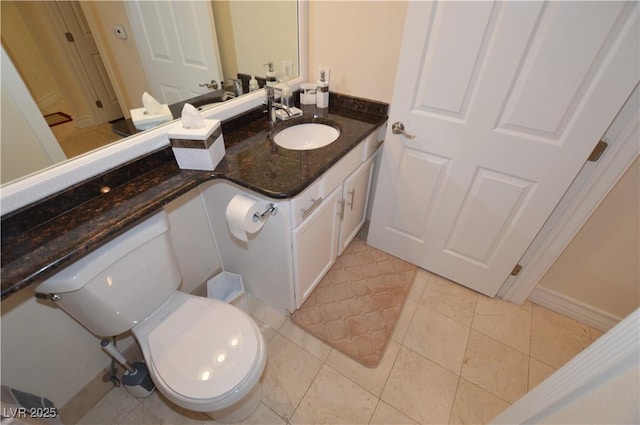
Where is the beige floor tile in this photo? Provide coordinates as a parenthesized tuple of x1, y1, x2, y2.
(391, 298, 418, 344)
(55, 122, 121, 159)
(528, 357, 557, 391)
(381, 346, 458, 425)
(326, 339, 401, 396)
(407, 268, 430, 301)
(142, 391, 211, 424)
(530, 304, 591, 369)
(289, 365, 377, 425)
(260, 333, 323, 421)
(450, 378, 510, 425)
(76, 387, 140, 425)
(472, 297, 532, 354)
(279, 318, 332, 361)
(404, 304, 470, 374)
(120, 403, 160, 425)
(253, 316, 278, 343)
(232, 402, 286, 425)
(369, 400, 418, 425)
(461, 330, 529, 404)
(247, 298, 287, 331)
(420, 275, 478, 326)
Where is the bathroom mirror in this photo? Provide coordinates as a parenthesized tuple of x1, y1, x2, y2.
(1, 0, 302, 187)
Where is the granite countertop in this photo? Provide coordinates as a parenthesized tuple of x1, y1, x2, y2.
(1, 93, 388, 299)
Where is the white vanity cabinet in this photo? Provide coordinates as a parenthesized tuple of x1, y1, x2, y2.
(290, 139, 378, 308)
(203, 126, 383, 313)
(292, 185, 342, 306)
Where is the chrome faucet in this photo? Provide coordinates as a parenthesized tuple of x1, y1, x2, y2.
(225, 78, 243, 97)
(265, 86, 292, 124)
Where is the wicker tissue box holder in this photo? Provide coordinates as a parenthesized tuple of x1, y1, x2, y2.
(168, 119, 225, 171)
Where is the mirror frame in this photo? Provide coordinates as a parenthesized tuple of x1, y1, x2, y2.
(1, 1, 308, 216)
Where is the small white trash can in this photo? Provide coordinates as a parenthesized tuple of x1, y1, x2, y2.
(207, 271, 248, 312)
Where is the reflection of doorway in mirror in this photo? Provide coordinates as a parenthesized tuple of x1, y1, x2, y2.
(1, 0, 123, 157)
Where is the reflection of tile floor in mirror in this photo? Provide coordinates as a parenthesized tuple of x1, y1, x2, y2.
(41, 102, 122, 160)
(50, 119, 121, 159)
(75, 269, 604, 425)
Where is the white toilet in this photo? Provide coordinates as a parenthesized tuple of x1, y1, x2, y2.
(35, 212, 267, 423)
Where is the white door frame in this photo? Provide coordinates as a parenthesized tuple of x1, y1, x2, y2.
(499, 85, 639, 310)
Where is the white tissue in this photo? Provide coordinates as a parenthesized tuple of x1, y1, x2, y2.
(181, 103, 206, 130)
(225, 194, 266, 242)
(142, 91, 164, 115)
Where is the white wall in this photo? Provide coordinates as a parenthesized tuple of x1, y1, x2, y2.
(1, 1, 59, 106)
(536, 158, 640, 319)
(229, 1, 299, 80)
(0, 189, 221, 407)
(0, 84, 57, 183)
(309, 1, 408, 103)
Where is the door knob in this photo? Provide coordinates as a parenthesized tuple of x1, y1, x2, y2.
(391, 122, 415, 139)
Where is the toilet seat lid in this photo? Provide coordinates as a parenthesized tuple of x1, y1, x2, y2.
(147, 297, 258, 400)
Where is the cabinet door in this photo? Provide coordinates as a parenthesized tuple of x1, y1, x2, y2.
(292, 186, 342, 308)
(338, 155, 375, 255)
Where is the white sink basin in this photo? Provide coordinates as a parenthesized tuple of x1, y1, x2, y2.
(273, 123, 340, 150)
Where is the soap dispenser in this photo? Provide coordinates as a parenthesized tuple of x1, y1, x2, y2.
(317, 68, 329, 108)
(265, 62, 277, 87)
(281, 83, 294, 109)
(249, 75, 259, 92)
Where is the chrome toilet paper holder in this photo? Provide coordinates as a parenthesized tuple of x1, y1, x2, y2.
(252, 203, 278, 222)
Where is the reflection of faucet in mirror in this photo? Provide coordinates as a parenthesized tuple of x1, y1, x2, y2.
(224, 78, 244, 99)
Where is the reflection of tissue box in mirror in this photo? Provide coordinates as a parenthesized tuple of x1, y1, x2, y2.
(168, 119, 225, 171)
(130, 104, 173, 131)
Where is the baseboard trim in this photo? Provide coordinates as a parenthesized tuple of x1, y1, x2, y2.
(528, 286, 623, 332)
(36, 90, 63, 111)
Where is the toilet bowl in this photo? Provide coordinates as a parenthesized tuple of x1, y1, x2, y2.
(133, 292, 267, 421)
(35, 212, 267, 423)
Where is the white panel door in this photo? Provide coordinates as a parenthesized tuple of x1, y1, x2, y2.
(369, 1, 639, 296)
(125, 1, 223, 105)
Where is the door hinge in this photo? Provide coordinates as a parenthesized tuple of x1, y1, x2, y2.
(65, 32, 75, 43)
(587, 140, 608, 162)
(95, 100, 103, 109)
(511, 264, 523, 276)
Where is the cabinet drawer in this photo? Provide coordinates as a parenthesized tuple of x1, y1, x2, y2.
(324, 142, 364, 195)
(290, 177, 324, 227)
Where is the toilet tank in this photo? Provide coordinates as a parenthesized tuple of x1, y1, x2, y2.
(36, 212, 182, 337)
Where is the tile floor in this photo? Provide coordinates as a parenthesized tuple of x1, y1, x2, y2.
(42, 101, 122, 159)
(77, 269, 604, 425)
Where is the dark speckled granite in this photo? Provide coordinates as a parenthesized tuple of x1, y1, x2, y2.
(1, 93, 387, 299)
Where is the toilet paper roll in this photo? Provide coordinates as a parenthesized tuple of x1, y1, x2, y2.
(225, 194, 265, 242)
